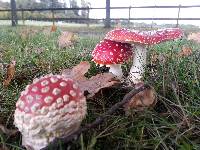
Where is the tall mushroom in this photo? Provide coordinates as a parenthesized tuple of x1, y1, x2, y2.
(105, 28, 183, 83)
(14, 74, 87, 150)
(92, 39, 133, 79)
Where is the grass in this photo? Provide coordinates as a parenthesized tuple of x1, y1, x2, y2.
(0, 25, 200, 150)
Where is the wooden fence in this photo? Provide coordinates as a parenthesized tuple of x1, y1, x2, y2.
(0, 5, 200, 27)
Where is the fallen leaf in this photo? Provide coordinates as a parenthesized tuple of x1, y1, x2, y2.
(178, 46, 193, 57)
(3, 60, 16, 87)
(79, 73, 120, 98)
(62, 61, 120, 98)
(51, 24, 57, 32)
(187, 32, 200, 43)
(124, 82, 157, 114)
(58, 31, 77, 48)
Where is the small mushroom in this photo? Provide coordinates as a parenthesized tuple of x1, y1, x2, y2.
(92, 39, 133, 79)
(14, 74, 87, 150)
(105, 28, 183, 83)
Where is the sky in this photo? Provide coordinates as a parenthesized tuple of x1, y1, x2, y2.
(86, 0, 200, 26)
(1, 0, 200, 26)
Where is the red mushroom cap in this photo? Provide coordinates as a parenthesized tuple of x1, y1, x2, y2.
(14, 74, 87, 149)
(92, 39, 133, 65)
(16, 74, 84, 114)
(105, 28, 183, 45)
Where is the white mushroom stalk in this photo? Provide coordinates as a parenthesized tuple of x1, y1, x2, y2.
(108, 64, 123, 79)
(129, 45, 147, 83)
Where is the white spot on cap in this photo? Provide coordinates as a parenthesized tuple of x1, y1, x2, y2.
(63, 95, 69, 102)
(50, 77, 58, 83)
(110, 52, 113, 55)
(56, 97, 63, 104)
(21, 90, 28, 96)
(41, 80, 49, 86)
(26, 95, 34, 103)
(17, 100, 25, 109)
(33, 78, 39, 84)
(31, 103, 40, 113)
(35, 95, 42, 101)
(41, 86, 50, 93)
(44, 96, 53, 104)
(52, 88, 61, 96)
(73, 83, 78, 89)
(24, 107, 29, 113)
(70, 90, 76, 97)
(41, 106, 48, 115)
(60, 82, 67, 87)
(32, 86, 38, 92)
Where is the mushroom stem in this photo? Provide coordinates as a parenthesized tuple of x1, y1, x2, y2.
(129, 45, 147, 83)
(109, 64, 123, 79)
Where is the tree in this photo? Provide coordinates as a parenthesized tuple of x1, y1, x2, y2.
(80, 0, 91, 18)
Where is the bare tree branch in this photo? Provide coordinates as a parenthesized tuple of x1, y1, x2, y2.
(40, 84, 150, 150)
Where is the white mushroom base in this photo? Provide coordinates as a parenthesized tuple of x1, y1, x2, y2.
(14, 97, 86, 150)
(108, 64, 123, 79)
(129, 45, 147, 83)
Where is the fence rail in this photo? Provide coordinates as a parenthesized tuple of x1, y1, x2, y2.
(0, 5, 200, 27)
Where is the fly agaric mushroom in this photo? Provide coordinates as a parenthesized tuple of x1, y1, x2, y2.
(92, 39, 133, 79)
(14, 74, 87, 150)
(105, 28, 183, 83)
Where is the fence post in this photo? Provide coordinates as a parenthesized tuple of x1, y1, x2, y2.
(87, 6, 89, 27)
(176, 4, 181, 27)
(52, 10, 55, 25)
(11, 0, 17, 26)
(105, 0, 111, 28)
(21, 10, 25, 25)
(128, 6, 131, 27)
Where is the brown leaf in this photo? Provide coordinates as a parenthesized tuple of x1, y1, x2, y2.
(78, 73, 120, 98)
(62, 61, 120, 98)
(58, 31, 77, 48)
(124, 82, 157, 114)
(51, 24, 57, 32)
(3, 60, 16, 87)
(62, 61, 90, 80)
(178, 46, 193, 57)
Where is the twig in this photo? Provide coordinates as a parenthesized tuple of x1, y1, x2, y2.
(41, 84, 150, 150)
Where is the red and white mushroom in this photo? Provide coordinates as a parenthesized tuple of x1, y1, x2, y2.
(92, 39, 133, 78)
(105, 28, 183, 83)
(14, 74, 87, 150)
